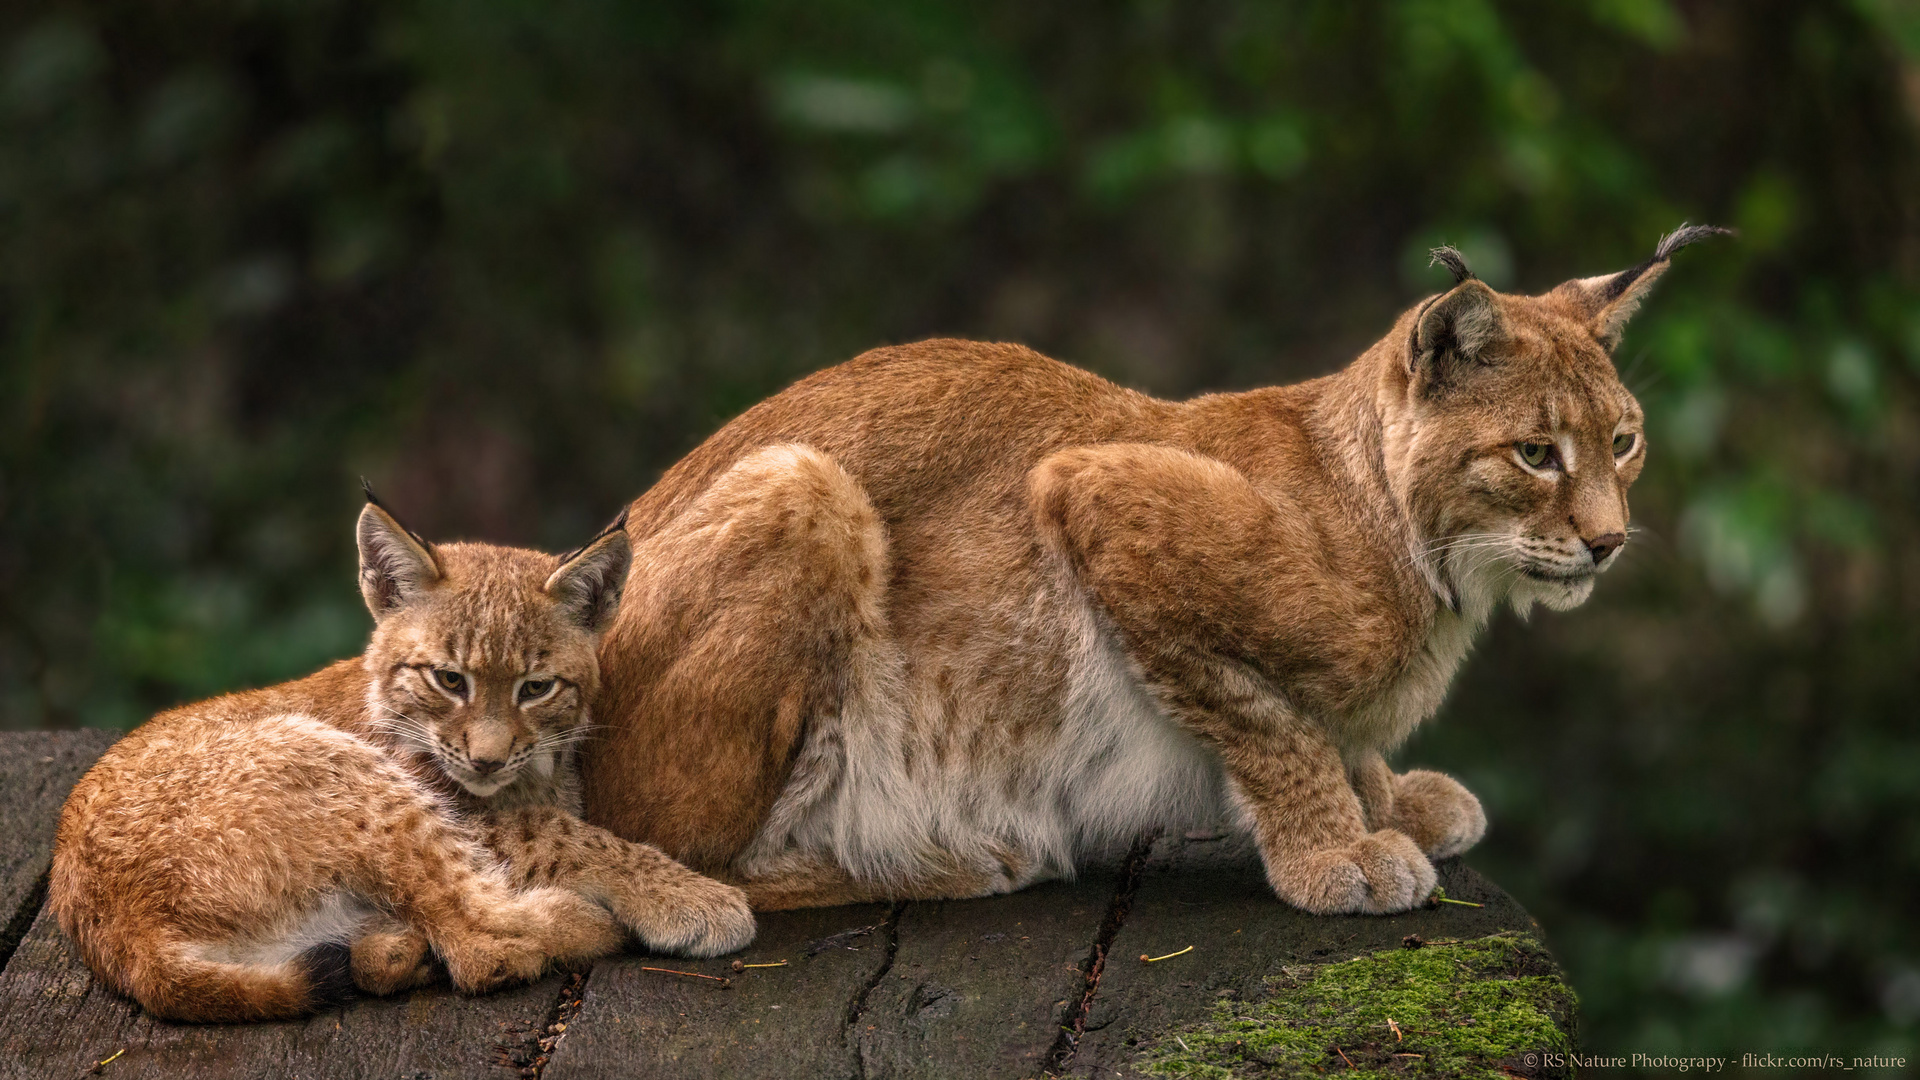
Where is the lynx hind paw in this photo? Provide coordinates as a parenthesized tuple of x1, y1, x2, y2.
(1391, 769, 1488, 860)
(622, 876, 757, 958)
(1274, 830, 1437, 915)
(349, 926, 435, 996)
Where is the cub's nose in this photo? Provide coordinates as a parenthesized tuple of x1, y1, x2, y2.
(1586, 532, 1627, 565)
(470, 758, 506, 776)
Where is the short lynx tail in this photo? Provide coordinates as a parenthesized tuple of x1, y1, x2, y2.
(117, 940, 351, 1023)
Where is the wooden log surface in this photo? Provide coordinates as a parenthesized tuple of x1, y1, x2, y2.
(0, 730, 1568, 1080)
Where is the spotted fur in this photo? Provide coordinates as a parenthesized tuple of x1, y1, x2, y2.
(49, 503, 753, 1022)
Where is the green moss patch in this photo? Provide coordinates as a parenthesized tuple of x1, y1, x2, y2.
(1138, 932, 1576, 1079)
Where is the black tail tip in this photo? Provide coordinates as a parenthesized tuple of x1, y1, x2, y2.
(298, 942, 357, 1009)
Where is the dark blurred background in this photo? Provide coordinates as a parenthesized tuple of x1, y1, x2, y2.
(2, 0, 1916, 1061)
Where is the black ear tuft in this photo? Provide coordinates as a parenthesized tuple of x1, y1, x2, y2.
(1600, 222, 1735, 302)
(556, 507, 630, 566)
(1653, 222, 1735, 263)
(359, 479, 432, 548)
(1429, 246, 1475, 285)
(1580, 223, 1735, 349)
(546, 513, 632, 633)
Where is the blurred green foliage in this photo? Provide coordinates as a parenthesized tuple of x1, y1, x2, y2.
(2, 0, 1917, 1059)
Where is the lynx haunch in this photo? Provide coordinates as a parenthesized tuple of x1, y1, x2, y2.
(50, 497, 754, 1022)
(584, 227, 1725, 916)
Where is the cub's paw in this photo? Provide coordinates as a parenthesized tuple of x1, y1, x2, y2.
(1390, 769, 1488, 860)
(349, 925, 435, 996)
(1269, 829, 1437, 915)
(446, 891, 622, 993)
(442, 933, 549, 995)
(618, 874, 757, 958)
(528, 888, 626, 963)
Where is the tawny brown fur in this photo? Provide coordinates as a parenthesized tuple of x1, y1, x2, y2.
(50, 504, 753, 1023)
(584, 232, 1716, 915)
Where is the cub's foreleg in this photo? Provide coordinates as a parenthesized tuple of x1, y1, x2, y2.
(1031, 443, 1438, 915)
(349, 768, 623, 993)
(481, 806, 755, 956)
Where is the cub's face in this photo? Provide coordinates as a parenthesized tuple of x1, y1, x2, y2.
(355, 505, 630, 797)
(1393, 271, 1664, 617)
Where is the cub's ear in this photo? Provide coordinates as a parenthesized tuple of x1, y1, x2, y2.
(545, 509, 631, 633)
(1558, 223, 1733, 350)
(357, 484, 443, 621)
(1411, 265, 1509, 392)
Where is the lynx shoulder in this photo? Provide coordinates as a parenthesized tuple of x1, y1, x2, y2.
(50, 496, 753, 1022)
(586, 226, 1726, 915)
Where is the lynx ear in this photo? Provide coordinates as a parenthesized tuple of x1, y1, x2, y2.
(357, 484, 443, 620)
(545, 509, 631, 633)
(1410, 272, 1508, 392)
(1564, 223, 1732, 350)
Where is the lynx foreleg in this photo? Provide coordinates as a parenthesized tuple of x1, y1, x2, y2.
(1031, 443, 1436, 914)
(1168, 684, 1433, 914)
(1348, 750, 1486, 859)
(482, 806, 755, 957)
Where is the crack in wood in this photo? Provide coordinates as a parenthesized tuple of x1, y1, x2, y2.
(843, 901, 907, 1080)
(0, 869, 51, 973)
(1045, 831, 1157, 1077)
(497, 966, 593, 1079)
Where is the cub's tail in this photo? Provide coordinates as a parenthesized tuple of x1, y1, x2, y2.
(106, 939, 353, 1023)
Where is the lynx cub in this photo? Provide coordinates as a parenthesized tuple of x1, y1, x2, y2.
(586, 226, 1725, 915)
(50, 494, 754, 1022)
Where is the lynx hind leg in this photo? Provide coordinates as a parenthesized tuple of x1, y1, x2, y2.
(485, 807, 755, 957)
(1389, 768, 1487, 860)
(589, 442, 893, 871)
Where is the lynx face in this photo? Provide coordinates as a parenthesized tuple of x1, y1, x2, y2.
(356, 503, 629, 797)
(1391, 231, 1719, 617)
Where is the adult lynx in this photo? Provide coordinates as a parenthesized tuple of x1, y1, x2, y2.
(50, 496, 753, 1022)
(586, 227, 1724, 915)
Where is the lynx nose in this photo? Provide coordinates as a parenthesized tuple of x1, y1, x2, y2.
(1586, 532, 1626, 565)
(470, 758, 506, 776)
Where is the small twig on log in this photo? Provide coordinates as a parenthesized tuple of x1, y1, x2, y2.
(89, 1049, 126, 1074)
(729, 959, 788, 970)
(1435, 897, 1484, 907)
(1140, 945, 1193, 963)
(640, 966, 732, 987)
(1388, 1018, 1403, 1042)
(1335, 1046, 1355, 1068)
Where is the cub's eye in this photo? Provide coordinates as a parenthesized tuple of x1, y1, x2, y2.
(1613, 432, 1637, 456)
(433, 669, 467, 694)
(518, 679, 554, 702)
(1518, 442, 1554, 468)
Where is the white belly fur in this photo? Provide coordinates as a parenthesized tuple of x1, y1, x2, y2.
(736, 594, 1227, 893)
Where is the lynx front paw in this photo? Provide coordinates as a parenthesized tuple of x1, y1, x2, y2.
(1269, 829, 1437, 915)
(1391, 769, 1487, 859)
(618, 875, 757, 958)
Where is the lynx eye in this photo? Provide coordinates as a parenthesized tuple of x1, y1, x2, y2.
(433, 669, 467, 694)
(1517, 442, 1553, 468)
(518, 678, 554, 702)
(1613, 432, 1637, 456)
